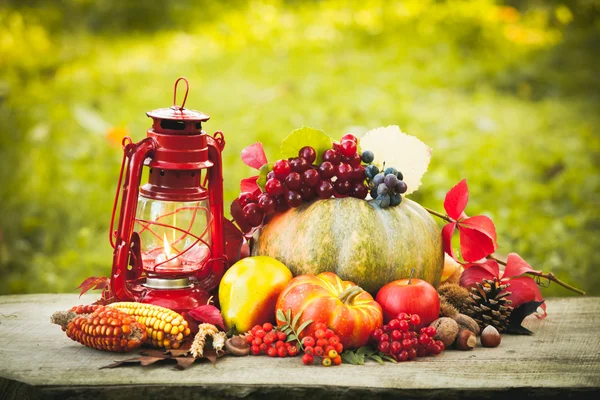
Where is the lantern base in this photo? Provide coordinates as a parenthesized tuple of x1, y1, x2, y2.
(138, 277, 211, 315)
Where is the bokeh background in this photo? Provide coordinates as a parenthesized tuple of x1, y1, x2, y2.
(0, 0, 598, 297)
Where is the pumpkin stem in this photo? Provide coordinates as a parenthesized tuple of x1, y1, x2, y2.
(338, 286, 364, 305)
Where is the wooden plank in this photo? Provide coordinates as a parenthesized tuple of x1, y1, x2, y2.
(0, 294, 599, 399)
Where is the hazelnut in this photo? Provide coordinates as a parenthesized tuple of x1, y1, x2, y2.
(453, 314, 480, 336)
(224, 335, 250, 356)
(481, 325, 501, 348)
(429, 317, 459, 347)
(454, 329, 476, 351)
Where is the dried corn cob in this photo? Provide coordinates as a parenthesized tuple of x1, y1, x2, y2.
(109, 302, 191, 349)
(51, 305, 147, 352)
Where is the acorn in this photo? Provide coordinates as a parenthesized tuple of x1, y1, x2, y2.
(455, 329, 476, 351)
(481, 325, 501, 348)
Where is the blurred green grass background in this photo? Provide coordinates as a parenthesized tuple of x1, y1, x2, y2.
(0, 0, 598, 297)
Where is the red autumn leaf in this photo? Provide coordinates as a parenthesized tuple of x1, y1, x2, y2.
(457, 215, 498, 262)
(189, 305, 225, 330)
(441, 222, 458, 260)
(443, 179, 469, 220)
(223, 218, 245, 267)
(240, 176, 260, 194)
(504, 252, 542, 277)
(76, 276, 109, 297)
(504, 276, 545, 311)
(241, 142, 268, 170)
(459, 259, 500, 287)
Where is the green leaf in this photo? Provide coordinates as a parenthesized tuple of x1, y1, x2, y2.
(284, 328, 293, 335)
(368, 354, 384, 364)
(286, 334, 297, 342)
(279, 324, 289, 331)
(356, 346, 373, 357)
(296, 320, 312, 336)
(280, 127, 334, 163)
(381, 354, 397, 363)
(276, 309, 286, 323)
(286, 308, 292, 323)
(257, 162, 273, 191)
(291, 309, 304, 329)
(341, 351, 359, 365)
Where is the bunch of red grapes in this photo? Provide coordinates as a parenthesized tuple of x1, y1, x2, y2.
(237, 134, 369, 228)
(371, 313, 445, 362)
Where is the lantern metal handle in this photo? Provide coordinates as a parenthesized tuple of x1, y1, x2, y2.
(173, 77, 189, 110)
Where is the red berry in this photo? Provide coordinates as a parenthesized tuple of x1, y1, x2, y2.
(339, 140, 357, 157)
(419, 333, 431, 346)
(262, 323, 273, 332)
(341, 133, 358, 143)
(245, 334, 255, 344)
(302, 353, 314, 365)
(299, 185, 316, 201)
(390, 341, 402, 354)
(275, 340, 285, 348)
(317, 338, 328, 348)
(299, 146, 317, 164)
(277, 331, 287, 341)
(428, 343, 442, 355)
(284, 172, 302, 190)
(322, 149, 341, 164)
(425, 326, 436, 337)
(335, 343, 344, 354)
(378, 341, 391, 354)
(401, 339, 412, 350)
(302, 336, 316, 347)
(304, 346, 314, 355)
(289, 157, 309, 173)
(350, 182, 368, 199)
(267, 346, 278, 357)
(397, 312, 409, 321)
(315, 329, 326, 339)
(302, 168, 320, 187)
(259, 343, 268, 353)
(286, 190, 303, 207)
(328, 336, 340, 346)
(278, 347, 288, 357)
(435, 340, 445, 351)
(336, 163, 353, 180)
(238, 192, 257, 208)
(255, 329, 266, 338)
(410, 314, 421, 327)
(243, 203, 263, 227)
(416, 346, 428, 358)
(391, 330, 403, 341)
(398, 350, 409, 362)
(411, 338, 418, 348)
(288, 345, 299, 357)
(265, 178, 284, 196)
(267, 171, 275, 180)
(344, 153, 362, 167)
(407, 348, 417, 360)
(388, 319, 400, 331)
(380, 333, 389, 343)
(252, 337, 262, 346)
(273, 159, 291, 179)
(334, 179, 352, 195)
(325, 345, 335, 355)
(371, 328, 384, 342)
(316, 180, 334, 199)
(314, 346, 324, 356)
(274, 195, 289, 212)
(325, 329, 335, 339)
(333, 355, 342, 365)
(251, 345, 260, 355)
(257, 194, 276, 214)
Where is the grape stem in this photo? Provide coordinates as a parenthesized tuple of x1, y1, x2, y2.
(423, 207, 585, 296)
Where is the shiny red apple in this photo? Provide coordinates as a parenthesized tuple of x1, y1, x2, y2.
(375, 277, 440, 329)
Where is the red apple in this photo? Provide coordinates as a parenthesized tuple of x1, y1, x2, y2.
(375, 278, 440, 329)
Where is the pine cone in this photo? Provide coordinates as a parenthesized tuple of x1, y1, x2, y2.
(466, 278, 514, 332)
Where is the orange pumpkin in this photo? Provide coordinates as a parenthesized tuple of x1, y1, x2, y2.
(275, 272, 383, 349)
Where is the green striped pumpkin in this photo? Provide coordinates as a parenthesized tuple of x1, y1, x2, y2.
(251, 197, 444, 295)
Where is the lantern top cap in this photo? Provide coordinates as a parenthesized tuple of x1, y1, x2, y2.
(146, 77, 210, 122)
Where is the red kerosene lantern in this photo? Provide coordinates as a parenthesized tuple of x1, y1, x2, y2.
(109, 78, 226, 313)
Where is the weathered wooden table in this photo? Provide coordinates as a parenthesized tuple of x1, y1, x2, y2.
(0, 294, 598, 399)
